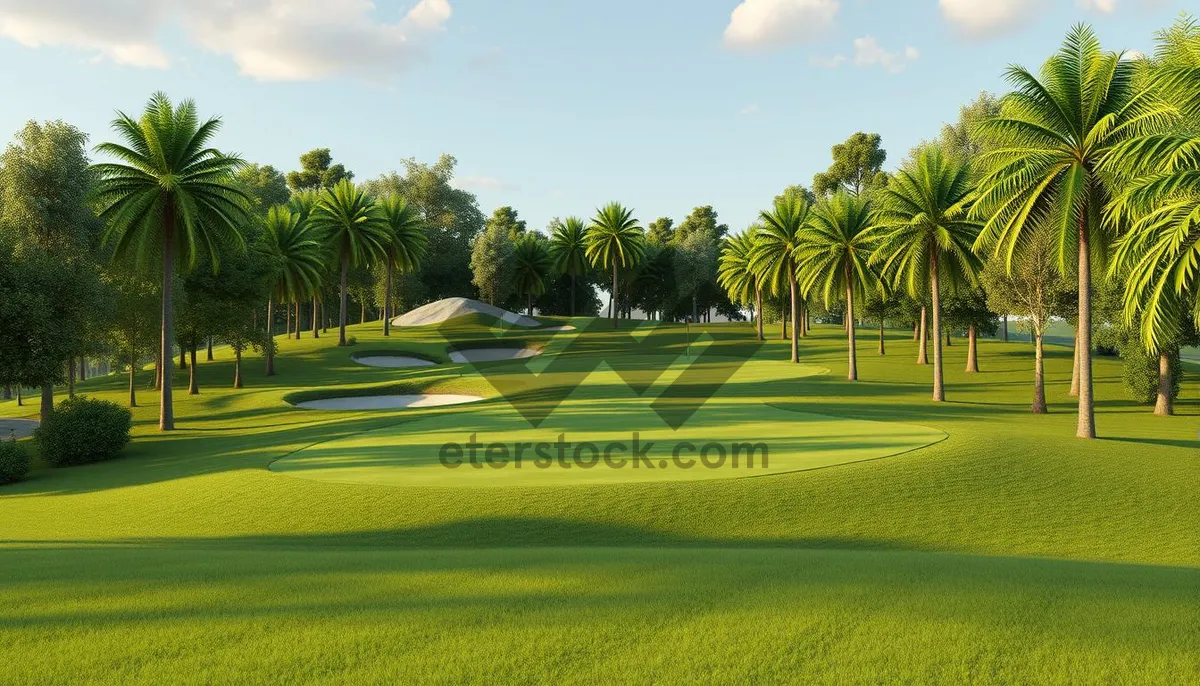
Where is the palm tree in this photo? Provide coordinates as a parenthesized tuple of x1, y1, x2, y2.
(512, 233, 554, 315)
(1101, 19, 1200, 417)
(378, 196, 428, 336)
(289, 190, 323, 339)
(972, 25, 1173, 437)
(751, 193, 813, 363)
(586, 203, 646, 328)
(259, 205, 325, 375)
(93, 92, 249, 431)
(718, 227, 763, 341)
(549, 217, 589, 316)
(797, 192, 878, 380)
(308, 180, 389, 346)
(873, 147, 982, 401)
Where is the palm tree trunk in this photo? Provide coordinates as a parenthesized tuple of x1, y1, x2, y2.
(1002, 316, 1009, 343)
(1076, 225, 1096, 438)
(128, 347, 138, 408)
(188, 345, 199, 395)
(265, 298, 276, 377)
(930, 253, 945, 402)
(611, 262, 619, 329)
(40, 384, 53, 421)
(570, 274, 577, 317)
(295, 300, 303, 339)
(528, 293, 534, 316)
(845, 268, 857, 381)
(1154, 351, 1173, 416)
(285, 302, 292, 341)
(206, 336, 214, 361)
(780, 295, 787, 340)
(67, 359, 75, 398)
(16, 385, 22, 407)
(1070, 331, 1080, 397)
(913, 322, 919, 341)
(789, 272, 799, 363)
(878, 314, 886, 356)
(339, 251, 350, 346)
(79, 358, 86, 381)
(179, 346, 186, 370)
(312, 296, 320, 339)
(755, 288, 764, 341)
(917, 307, 928, 365)
(155, 353, 162, 391)
(1031, 331, 1047, 413)
(233, 348, 243, 390)
(384, 262, 393, 337)
(160, 208, 175, 431)
(360, 301, 366, 324)
(965, 324, 979, 373)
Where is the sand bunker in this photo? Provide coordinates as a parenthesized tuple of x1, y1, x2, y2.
(295, 395, 483, 411)
(449, 348, 540, 363)
(394, 297, 540, 328)
(352, 355, 437, 369)
(540, 325, 577, 332)
(0, 418, 38, 439)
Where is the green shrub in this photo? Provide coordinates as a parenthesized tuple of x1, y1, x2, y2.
(0, 440, 30, 484)
(35, 396, 132, 467)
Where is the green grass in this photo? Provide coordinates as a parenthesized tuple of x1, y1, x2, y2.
(1, 316, 1199, 683)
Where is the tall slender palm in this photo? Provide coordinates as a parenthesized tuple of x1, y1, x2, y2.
(972, 25, 1174, 437)
(549, 217, 589, 316)
(1101, 19, 1200, 416)
(378, 196, 428, 336)
(718, 227, 764, 341)
(308, 180, 389, 346)
(797, 192, 878, 381)
(93, 92, 249, 431)
(586, 203, 646, 328)
(873, 147, 982, 401)
(259, 205, 326, 375)
(512, 233, 554, 315)
(289, 190, 323, 338)
(750, 193, 813, 362)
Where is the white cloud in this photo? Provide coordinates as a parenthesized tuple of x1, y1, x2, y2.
(1078, 0, 1118, 12)
(809, 54, 846, 68)
(0, 0, 453, 80)
(852, 36, 919, 73)
(724, 0, 839, 51)
(0, 0, 171, 68)
(452, 175, 518, 192)
(739, 104, 759, 115)
(939, 0, 1037, 38)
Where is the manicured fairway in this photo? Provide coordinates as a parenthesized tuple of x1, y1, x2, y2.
(1, 317, 1199, 683)
(274, 357, 945, 486)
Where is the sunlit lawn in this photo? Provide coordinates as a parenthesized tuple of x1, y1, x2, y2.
(1, 316, 1199, 684)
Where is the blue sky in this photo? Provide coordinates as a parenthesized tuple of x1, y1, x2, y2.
(0, 0, 1191, 233)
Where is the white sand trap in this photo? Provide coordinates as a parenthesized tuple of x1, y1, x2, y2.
(353, 355, 438, 368)
(296, 394, 483, 411)
(394, 297, 541, 328)
(449, 348, 540, 363)
(540, 325, 576, 331)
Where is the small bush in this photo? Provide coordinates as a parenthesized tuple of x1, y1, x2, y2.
(0, 440, 30, 484)
(346, 335, 358, 346)
(35, 396, 132, 467)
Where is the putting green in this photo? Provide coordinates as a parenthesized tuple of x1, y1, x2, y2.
(272, 357, 946, 486)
